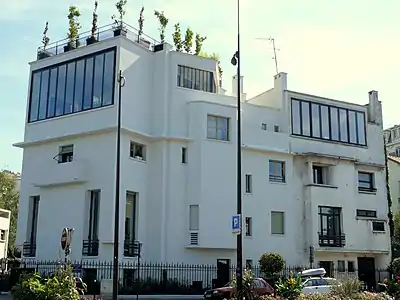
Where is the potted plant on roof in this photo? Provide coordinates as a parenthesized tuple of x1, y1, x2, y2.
(64, 5, 81, 52)
(137, 6, 150, 49)
(37, 21, 51, 60)
(86, 1, 98, 45)
(112, 0, 127, 37)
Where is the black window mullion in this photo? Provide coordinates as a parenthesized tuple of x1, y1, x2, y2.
(90, 55, 96, 109)
(44, 70, 50, 120)
(52, 67, 59, 117)
(80, 59, 87, 112)
(100, 53, 106, 106)
(355, 111, 359, 144)
(327, 106, 332, 140)
(299, 100, 303, 135)
(318, 104, 322, 138)
(71, 61, 77, 112)
(346, 109, 350, 143)
(309, 101, 313, 135)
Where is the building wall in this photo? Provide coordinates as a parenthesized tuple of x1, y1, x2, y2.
(15, 36, 391, 269)
(389, 159, 400, 213)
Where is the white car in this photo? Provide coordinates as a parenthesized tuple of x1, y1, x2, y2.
(302, 277, 338, 294)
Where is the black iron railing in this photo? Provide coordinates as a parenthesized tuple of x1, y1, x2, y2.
(22, 242, 36, 257)
(37, 22, 160, 61)
(123, 240, 141, 257)
(318, 233, 346, 247)
(82, 240, 99, 256)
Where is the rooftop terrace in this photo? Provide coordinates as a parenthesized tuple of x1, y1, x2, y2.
(37, 22, 160, 61)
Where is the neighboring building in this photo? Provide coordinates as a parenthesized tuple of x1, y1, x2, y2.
(0, 209, 11, 261)
(14, 22, 390, 279)
(388, 156, 400, 213)
(2, 170, 21, 192)
(384, 124, 400, 156)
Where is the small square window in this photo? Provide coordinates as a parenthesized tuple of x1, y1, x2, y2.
(207, 115, 229, 141)
(372, 221, 385, 232)
(245, 174, 252, 194)
(269, 160, 285, 183)
(274, 125, 280, 132)
(358, 172, 375, 193)
(0, 230, 6, 241)
(182, 147, 187, 163)
(261, 123, 267, 131)
(312, 165, 329, 185)
(245, 217, 252, 237)
(58, 145, 73, 163)
(130, 142, 146, 161)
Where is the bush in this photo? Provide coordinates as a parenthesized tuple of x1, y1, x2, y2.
(329, 277, 363, 298)
(259, 292, 393, 299)
(275, 273, 303, 300)
(259, 253, 285, 278)
(231, 268, 256, 299)
(390, 258, 400, 275)
(12, 265, 86, 300)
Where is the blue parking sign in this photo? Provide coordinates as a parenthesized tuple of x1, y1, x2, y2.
(232, 215, 241, 233)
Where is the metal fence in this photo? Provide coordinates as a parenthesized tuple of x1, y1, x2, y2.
(16, 260, 390, 295)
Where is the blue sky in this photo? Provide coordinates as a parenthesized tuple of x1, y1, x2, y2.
(1, 0, 400, 172)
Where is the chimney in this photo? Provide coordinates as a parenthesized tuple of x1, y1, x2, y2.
(274, 72, 287, 91)
(231, 75, 247, 100)
(368, 90, 381, 125)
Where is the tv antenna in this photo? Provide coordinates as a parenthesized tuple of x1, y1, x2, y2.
(255, 37, 280, 75)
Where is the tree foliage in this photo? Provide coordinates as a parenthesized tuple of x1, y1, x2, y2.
(195, 33, 206, 55)
(67, 6, 81, 46)
(172, 23, 183, 51)
(154, 10, 168, 43)
(259, 252, 285, 278)
(0, 171, 19, 254)
(183, 28, 194, 53)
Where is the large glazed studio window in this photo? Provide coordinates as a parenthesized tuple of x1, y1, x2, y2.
(28, 47, 116, 123)
(291, 98, 367, 146)
(177, 65, 216, 93)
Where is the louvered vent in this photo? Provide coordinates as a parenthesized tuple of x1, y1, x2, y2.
(190, 232, 199, 245)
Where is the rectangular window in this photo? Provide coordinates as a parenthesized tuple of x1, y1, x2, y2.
(372, 221, 385, 232)
(87, 190, 100, 241)
(189, 205, 199, 230)
(356, 209, 377, 218)
(312, 165, 329, 185)
(246, 259, 253, 269)
(245, 174, 252, 194)
(269, 160, 285, 183)
(348, 261, 355, 272)
(358, 172, 375, 192)
(261, 123, 267, 131)
(290, 98, 366, 146)
(0, 211, 9, 219)
(177, 65, 216, 93)
(0, 230, 6, 241)
(271, 211, 284, 234)
(124, 192, 137, 242)
(338, 260, 345, 272)
(58, 145, 73, 163)
(26, 196, 40, 244)
(245, 217, 252, 237)
(318, 206, 344, 247)
(207, 115, 229, 141)
(274, 125, 280, 132)
(130, 141, 146, 160)
(182, 147, 187, 163)
(28, 48, 116, 123)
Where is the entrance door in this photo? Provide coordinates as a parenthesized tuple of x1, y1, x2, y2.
(319, 261, 333, 277)
(217, 259, 231, 288)
(358, 257, 376, 291)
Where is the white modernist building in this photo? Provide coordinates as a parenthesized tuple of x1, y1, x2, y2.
(15, 24, 390, 281)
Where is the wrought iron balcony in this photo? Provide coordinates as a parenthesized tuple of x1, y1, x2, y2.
(36, 22, 159, 61)
(123, 240, 141, 257)
(23, 242, 36, 257)
(318, 233, 346, 247)
(82, 239, 99, 256)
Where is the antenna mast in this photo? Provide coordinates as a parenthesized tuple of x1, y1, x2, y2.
(255, 36, 280, 75)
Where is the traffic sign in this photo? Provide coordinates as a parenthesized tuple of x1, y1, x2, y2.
(232, 215, 241, 234)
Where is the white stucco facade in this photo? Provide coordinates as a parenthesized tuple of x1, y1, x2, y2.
(14, 31, 391, 273)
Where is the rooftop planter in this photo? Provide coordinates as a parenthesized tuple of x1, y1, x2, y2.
(37, 21, 51, 60)
(64, 5, 81, 52)
(112, 0, 128, 37)
(86, 1, 99, 45)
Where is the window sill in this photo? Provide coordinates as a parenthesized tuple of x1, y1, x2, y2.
(244, 235, 252, 239)
(269, 180, 286, 185)
(206, 138, 231, 144)
(271, 233, 285, 237)
(306, 183, 338, 189)
(372, 230, 386, 234)
(358, 190, 377, 195)
(356, 217, 377, 221)
(290, 133, 368, 149)
(244, 192, 252, 196)
(129, 157, 147, 163)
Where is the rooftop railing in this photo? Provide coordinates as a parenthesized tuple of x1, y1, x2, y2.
(37, 22, 160, 61)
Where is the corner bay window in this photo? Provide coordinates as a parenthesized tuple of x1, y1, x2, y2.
(177, 65, 216, 93)
(207, 115, 229, 141)
(291, 98, 366, 146)
(28, 47, 116, 123)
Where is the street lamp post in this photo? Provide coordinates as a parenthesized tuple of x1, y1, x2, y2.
(112, 70, 125, 300)
(231, 0, 242, 298)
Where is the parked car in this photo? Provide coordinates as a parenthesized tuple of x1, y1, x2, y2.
(203, 278, 274, 299)
(296, 268, 339, 295)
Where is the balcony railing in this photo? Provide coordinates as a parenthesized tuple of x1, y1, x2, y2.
(123, 240, 141, 257)
(37, 22, 160, 61)
(318, 233, 346, 247)
(82, 239, 99, 256)
(23, 242, 36, 257)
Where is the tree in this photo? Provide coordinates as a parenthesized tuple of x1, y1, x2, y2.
(183, 27, 194, 53)
(172, 23, 183, 51)
(259, 252, 285, 278)
(195, 33, 206, 55)
(384, 136, 395, 261)
(154, 10, 168, 43)
(0, 171, 19, 255)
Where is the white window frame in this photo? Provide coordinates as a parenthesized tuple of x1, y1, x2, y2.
(207, 115, 229, 141)
(189, 205, 199, 231)
(271, 211, 285, 235)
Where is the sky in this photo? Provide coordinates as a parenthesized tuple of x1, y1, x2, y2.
(1, 0, 400, 172)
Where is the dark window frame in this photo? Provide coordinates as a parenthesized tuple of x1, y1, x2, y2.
(177, 65, 216, 93)
(358, 171, 376, 192)
(27, 47, 117, 123)
(245, 217, 252, 237)
(356, 209, 377, 218)
(318, 206, 342, 237)
(291, 98, 367, 147)
(372, 221, 385, 232)
(312, 165, 326, 185)
(182, 147, 187, 163)
(269, 160, 286, 183)
(245, 174, 252, 193)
